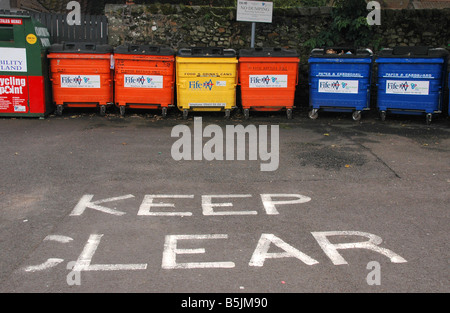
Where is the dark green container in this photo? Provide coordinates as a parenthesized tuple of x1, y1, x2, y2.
(0, 14, 52, 117)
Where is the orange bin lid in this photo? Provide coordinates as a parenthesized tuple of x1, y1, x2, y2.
(47, 42, 113, 59)
(238, 47, 300, 62)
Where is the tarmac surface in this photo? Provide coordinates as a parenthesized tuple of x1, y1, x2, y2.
(0, 107, 449, 295)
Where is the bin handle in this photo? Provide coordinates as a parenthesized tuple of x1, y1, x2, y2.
(84, 44, 96, 51)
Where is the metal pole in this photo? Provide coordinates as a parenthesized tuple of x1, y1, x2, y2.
(251, 22, 256, 48)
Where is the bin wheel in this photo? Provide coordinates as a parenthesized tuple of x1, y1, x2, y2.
(56, 105, 63, 116)
(380, 111, 386, 122)
(225, 109, 231, 119)
(100, 105, 106, 116)
(308, 109, 319, 120)
(162, 107, 168, 118)
(244, 109, 250, 120)
(352, 110, 362, 121)
(119, 106, 125, 117)
(183, 109, 188, 120)
(426, 113, 432, 125)
(287, 109, 293, 120)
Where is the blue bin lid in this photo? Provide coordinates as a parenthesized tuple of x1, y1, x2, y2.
(309, 47, 373, 58)
(308, 47, 373, 64)
(377, 46, 449, 58)
(376, 47, 449, 64)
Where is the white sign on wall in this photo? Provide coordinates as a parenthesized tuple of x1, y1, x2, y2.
(237, 1, 273, 23)
(0, 48, 27, 72)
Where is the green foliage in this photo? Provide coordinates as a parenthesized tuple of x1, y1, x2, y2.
(304, 31, 334, 50)
(298, 0, 328, 7)
(331, 0, 372, 46)
(306, 0, 376, 49)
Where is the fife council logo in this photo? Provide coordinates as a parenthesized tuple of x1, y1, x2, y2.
(203, 79, 214, 91)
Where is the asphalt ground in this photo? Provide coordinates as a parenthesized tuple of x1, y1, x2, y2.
(0, 107, 449, 297)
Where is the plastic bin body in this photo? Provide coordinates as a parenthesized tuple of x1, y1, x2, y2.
(48, 42, 113, 111)
(238, 48, 299, 114)
(308, 48, 373, 118)
(176, 47, 238, 113)
(0, 15, 52, 117)
(114, 45, 175, 113)
(375, 47, 448, 118)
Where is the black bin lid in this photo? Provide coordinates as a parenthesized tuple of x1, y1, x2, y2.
(114, 44, 175, 56)
(177, 47, 236, 57)
(377, 46, 449, 58)
(239, 47, 299, 58)
(310, 47, 373, 58)
(49, 42, 113, 54)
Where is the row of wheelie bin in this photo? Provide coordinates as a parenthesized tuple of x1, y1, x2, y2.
(2, 15, 448, 123)
(48, 43, 300, 119)
(46, 43, 449, 124)
(308, 46, 449, 124)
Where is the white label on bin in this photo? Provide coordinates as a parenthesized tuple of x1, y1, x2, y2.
(0, 48, 27, 73)
(249, 75, 288, 88)
(318, 79, 359, 94)
(14, 105, 26, 112)
(61, 75, 101, 88)
(216, 81, 227, 87)
(386, 80, 429, 95)
(124, 75, 163, 89)
(189, 103, 226, 107)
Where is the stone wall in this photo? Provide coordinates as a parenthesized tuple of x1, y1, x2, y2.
(106, 4, 449, 50)
(105, 4, 450, 106)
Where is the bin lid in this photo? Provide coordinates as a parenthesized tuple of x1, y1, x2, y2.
(114, 44, 174, 56)
(377, 46, 449, 58)
(49, 42, 113, 54)
(310, 47, 373, 58)
(238, 47, 299, 58)
(177, 47, 236, 57)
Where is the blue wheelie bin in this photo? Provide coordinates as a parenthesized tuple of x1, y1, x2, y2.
(375, 46, 449, 125)
(308, 47, 373, 121)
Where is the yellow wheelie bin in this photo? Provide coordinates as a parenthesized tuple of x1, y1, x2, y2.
(176, 47, 238, 119)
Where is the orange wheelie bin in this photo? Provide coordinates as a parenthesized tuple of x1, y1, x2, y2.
(114, 44, 175, 117)
(48, 42, 114, 116)
(238, 47, 300, 119)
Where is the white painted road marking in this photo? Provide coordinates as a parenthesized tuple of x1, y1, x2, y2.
(70, 195, 135, 216)
(44, 235, 73, 243)
(261, 194, 312, 215)
(202, 195, 256, 216)
(138, 195, 194, 217)
(71, 194, 313, 216)
(311, 231, 408, 265)
(162, 234, 235, 269)
(72, 234, 148, 271)
(23, 258, 64, 272)
(249, 233, 319, 266)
